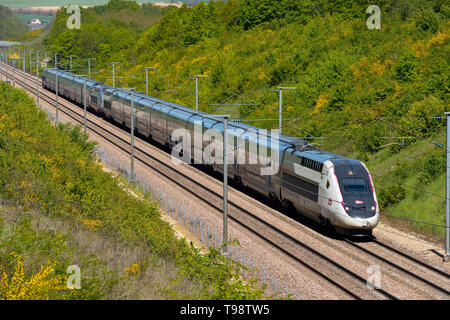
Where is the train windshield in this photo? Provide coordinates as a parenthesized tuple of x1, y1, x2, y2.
(340, 177, 370, 193)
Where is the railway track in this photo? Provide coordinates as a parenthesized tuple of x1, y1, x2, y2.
(342, 238, 449, 297)
(2, 62, 449, 300)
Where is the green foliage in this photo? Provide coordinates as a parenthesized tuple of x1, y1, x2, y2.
(102, 0, 140, 12)
(376, 161, 411, 210)
(414, 7, 440, 34)
(0, 213, 115, 300)
(235, 0, 288, 30)
(399, 96, 445, 135)
(43, 1, 169, 71)
(395, 54, 419, 83)
(378, 183, 406, 209)
(234, 0, 368, 29)
(0, 5, 28, 40)
(183, 2, 223, 45)
(417, 151, 445, 185)
(176, 241, 266, 299)
(355, 124, 382, 153)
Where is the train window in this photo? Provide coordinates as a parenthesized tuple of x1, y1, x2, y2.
(340, 177, 369, 193)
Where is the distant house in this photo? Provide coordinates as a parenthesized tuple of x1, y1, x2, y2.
(29, 18, 43, 31)
(41, 57, 51, 68)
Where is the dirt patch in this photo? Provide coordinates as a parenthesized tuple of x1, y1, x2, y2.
(375, 215, 448, 263)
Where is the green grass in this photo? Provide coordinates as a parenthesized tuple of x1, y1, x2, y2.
(366, 129, 447, 238)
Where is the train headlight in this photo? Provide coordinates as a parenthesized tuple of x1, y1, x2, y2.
(341, 201, 349, 212)
(371, 206, 375, 211)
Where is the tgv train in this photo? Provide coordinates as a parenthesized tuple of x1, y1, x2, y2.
(42, 68, 379, 236)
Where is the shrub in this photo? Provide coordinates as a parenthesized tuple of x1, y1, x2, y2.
(417, 151, 445, 184)
(355, 125, 383, 153)
(395, 54, 419, 83)
(378, 184, 406, 209)
(400, 95, 445, 136)
(414, 8, 439, 34)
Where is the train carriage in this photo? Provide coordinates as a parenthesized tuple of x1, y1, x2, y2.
(89, 84, 106, 113)
(134, 98, 152, 137)
(150, 103, 174, 145)
(185, 113, 206, 164)
(167, 107, 194, 149)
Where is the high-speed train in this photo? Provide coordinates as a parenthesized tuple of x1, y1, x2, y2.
(42, 68, 379, 236)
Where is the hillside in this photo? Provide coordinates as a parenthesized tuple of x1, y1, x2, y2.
(41, 0, 450, 238)
(0, 5, 28, 40)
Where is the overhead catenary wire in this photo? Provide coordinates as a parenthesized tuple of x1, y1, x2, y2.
(375, 116, 446, 149)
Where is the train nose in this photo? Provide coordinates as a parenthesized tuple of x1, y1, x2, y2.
(345, 205, 376, 219)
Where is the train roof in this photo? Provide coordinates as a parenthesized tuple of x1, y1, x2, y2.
(43, 69, 328, 153)
(44, 68, 100, 87)
(294, 148, 360, 166)
(296, 149, 340, 162)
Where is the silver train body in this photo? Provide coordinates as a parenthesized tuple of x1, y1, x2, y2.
(42, 69, 379, 236)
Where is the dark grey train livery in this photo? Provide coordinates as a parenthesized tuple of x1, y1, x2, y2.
(42, 68, 379, 236)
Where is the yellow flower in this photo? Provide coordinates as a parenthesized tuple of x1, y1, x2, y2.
(77, 159, 86, 167)
(0, 253, 66, 300)
(370, 61, 386, 76)
(81, 219, 102, 231)
(257, 72, 270, 81)
(223, 44, 232, 51)
(124, 264, 141, 279)
(310, 93, 328, 115)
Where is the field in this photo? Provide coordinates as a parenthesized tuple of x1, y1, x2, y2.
(0, 1, 173, 9)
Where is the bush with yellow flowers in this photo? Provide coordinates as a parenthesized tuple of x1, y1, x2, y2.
(0, 253, 67, 300)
